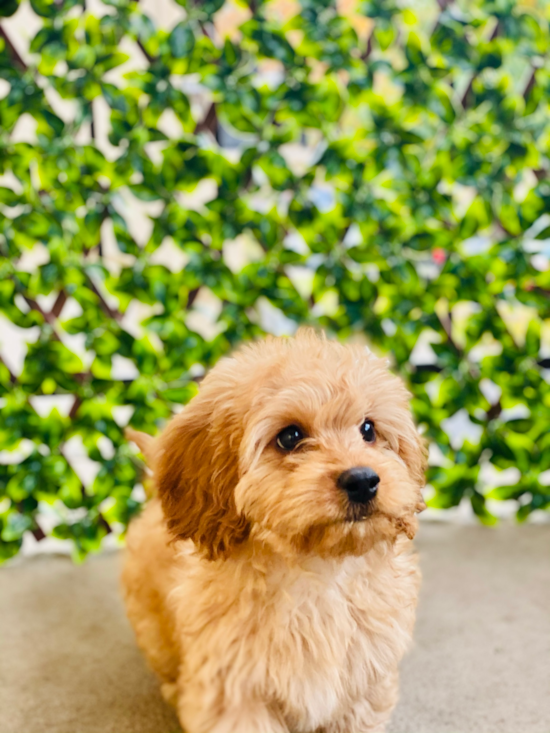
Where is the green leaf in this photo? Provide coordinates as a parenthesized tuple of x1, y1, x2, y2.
(2, 0, 550, 563)
(30, 0, 60, 18)
(169, 22, 195, 58)
(471, 493, 498, 526)
(0, 0, 19, 18)
(0, 186, 21, 206)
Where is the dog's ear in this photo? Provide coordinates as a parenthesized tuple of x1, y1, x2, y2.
(154, 394, 249, 560)
(396, 409, 428, 498)
(125, 428, 156, 464)
(370, 363, 428, 497)
(375, 368, 427, 502)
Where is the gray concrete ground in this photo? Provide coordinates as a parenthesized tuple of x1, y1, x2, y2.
(0, 523, 549, 733)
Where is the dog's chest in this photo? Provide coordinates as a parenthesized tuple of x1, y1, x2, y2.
(178, 548, 415, 732)
(258, 557, 399, 731)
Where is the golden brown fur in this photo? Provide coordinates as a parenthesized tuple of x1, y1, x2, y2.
(122, 330, 426, 733)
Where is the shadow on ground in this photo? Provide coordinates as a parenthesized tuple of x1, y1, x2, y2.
(1, 523, 549, 733)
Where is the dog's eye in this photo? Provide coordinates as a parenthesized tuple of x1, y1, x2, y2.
(360, 419, 376, 443)
(276, 425, 304, 451)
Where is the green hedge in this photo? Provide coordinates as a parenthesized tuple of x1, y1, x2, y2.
(1, 0, 550, 561)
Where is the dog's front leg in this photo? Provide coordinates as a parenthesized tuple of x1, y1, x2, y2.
(177, 685, 289, 733)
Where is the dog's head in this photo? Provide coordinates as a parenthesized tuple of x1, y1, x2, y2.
(151, 330, 426, 560)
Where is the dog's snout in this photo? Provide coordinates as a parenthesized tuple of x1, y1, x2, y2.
(337, 467, 379, 504)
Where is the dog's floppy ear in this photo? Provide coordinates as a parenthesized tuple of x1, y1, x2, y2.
(125, 428, 156, 464)
(370, 361, 427, 500)
(154, 394, 249, 560)
(375, 367, 427, 511)
(395, 408, 427, 513)
(398, 413, 427, 488)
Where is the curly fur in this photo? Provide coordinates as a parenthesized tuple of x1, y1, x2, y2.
(122, 330, 426, 733)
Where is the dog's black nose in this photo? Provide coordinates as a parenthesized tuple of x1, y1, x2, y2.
(337, 467, 379, 504)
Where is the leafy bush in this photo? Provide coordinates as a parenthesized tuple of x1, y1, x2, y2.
(1, 0, 549, 561)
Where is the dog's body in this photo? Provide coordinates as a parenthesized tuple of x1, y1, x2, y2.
(122, 332, 425, 733)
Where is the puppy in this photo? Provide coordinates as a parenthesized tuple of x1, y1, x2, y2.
(122, 329, 426, 733)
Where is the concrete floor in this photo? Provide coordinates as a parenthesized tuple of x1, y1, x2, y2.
(1, 523, 549, 733)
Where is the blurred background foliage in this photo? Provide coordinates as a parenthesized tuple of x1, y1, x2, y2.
(1, 0, 550, 562)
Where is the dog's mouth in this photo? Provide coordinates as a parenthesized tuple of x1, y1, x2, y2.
(344, 501, 376, 523)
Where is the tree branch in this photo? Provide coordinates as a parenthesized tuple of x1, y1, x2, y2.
(50, 290, 68, 319)
(195, 102, 218, 138)
(0, 26, 27, 71)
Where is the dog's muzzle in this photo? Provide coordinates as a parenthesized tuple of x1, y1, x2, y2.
(338, 466, 379, 505)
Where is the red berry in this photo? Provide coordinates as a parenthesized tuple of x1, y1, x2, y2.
(432, 248, 446, 265)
